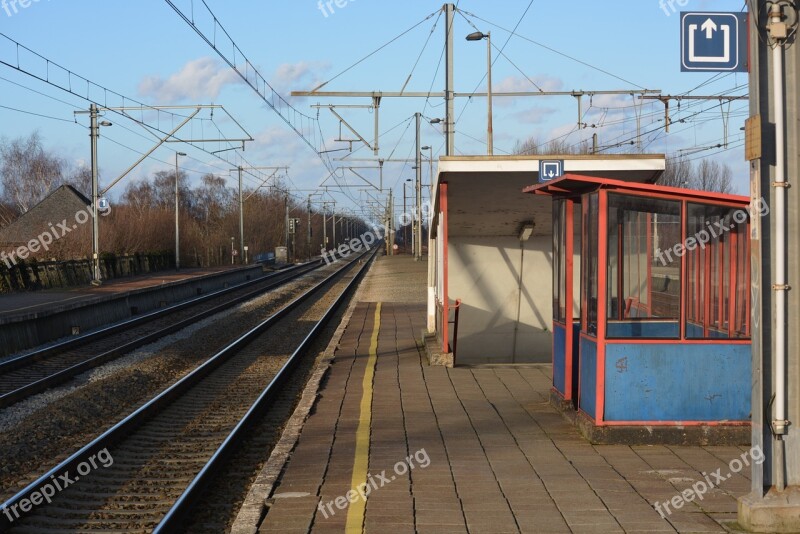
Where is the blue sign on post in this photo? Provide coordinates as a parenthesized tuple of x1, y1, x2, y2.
(681, 12, 748, 72)
(539, 160, 564, 183)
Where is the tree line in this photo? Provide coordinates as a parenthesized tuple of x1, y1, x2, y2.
(0, 133, 363, 267)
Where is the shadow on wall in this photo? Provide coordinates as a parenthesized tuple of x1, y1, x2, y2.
(455, 302, 552, 365)
(447, 235, 554, 366)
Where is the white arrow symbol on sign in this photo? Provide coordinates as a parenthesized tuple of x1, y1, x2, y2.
(701, 18, 717, 39)
(688, 21, 731, 63)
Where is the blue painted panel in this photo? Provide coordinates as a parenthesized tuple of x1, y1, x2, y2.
(686, 322, 704, 338)
(553, 323, 567, 394)
(606, 321, 680, 339)
(604, 343, 750, 422)
(579, 337, 597, 419)
(686, 322, 733, 339)
(571, 323, 581, 399)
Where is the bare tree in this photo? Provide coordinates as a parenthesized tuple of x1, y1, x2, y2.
(692, 159, 734, 194)
(659, 156, 693, 188)
(66, 165, 93, 197)
(514, 136, 592, 155)
(0, 132, 66, 213)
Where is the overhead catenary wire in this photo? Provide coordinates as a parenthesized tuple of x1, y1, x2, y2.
(459, 9, 648, 89)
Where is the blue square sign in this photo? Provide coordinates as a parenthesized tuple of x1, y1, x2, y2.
(681, 12, 748, 72)
(539, 160, 564, 183)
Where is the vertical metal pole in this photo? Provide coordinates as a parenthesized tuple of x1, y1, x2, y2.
(175, 154, 181, 270)
(307, 195, 312, 261)
(388, 190, 394, 256)
(768, 2, 789, 495)
(487, 31, 493, 156)
(90, 104, 101, 285)
(373, 96, 380, 156)
(332, 212, 337, 249)
(285, 195, 290, 251)
(415, 112, 423, 260)
(739, 3, 800, 530)
(404, 182, 408, 254)
(238, 167, 244, 264)
(292, 224, 296, 263)
(428, 147, 434, 194)
(445, 3, 455, 156)
(323, 205, 328, 252)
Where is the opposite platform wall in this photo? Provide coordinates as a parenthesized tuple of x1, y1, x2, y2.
(448, 235, 552, 365)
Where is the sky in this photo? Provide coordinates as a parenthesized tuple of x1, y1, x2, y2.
(0, 0, 750, 221)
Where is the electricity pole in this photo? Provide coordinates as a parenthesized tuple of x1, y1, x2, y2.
(175, 152, 186, 270)
(445, 2, 455, 155)
(415, 112, 423, 260)
(307, 195, 312, 261)
(238, 166, 245, 263)
(739, 2, 800, 531)
(89, 104, 101, 284)
(285, 195, 290, 253)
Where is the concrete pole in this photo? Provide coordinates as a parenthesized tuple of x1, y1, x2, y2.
(486, 31, 493, 156)
(415, 112, 423, 260)
(392, 192, 396, 256)
(404, 182, 408, 254)
(238, 166, 244, 264)
(175, 152, 186, 270)
(739, 2, 800, 531)
(175, 155, 180, 270)
(322, 205, 328, 253)
(445, 3, 455, 156)
(89, 104, 101, 285)
(307, 195, 312, 261)
(284, 195, 290, 253)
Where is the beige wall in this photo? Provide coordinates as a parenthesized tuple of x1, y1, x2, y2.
(447, 235, 553, 365)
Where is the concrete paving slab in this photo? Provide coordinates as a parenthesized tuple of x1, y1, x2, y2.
(239, 255, 752, 533)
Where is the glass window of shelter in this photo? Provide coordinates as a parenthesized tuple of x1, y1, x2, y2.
(606, 194, 682, 339)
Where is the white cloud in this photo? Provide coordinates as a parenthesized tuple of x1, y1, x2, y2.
(489, 75, 565, 108)
(138, 57, 242, 102)
(493, 75, 564, 94)
(515, 107, 558, 124)
(273, 61, 331, 103)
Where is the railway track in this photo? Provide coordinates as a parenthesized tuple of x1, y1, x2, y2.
(0, 247, 376, 532)
(0, 261, 322, 409)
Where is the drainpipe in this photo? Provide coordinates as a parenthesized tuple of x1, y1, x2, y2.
(769, 1, 789, 492)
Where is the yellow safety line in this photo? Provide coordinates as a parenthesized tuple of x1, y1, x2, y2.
(344, 302, 381, 534)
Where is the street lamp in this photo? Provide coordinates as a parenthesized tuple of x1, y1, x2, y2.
(175, 152, 187, 270)
(466, 31, 493, 155)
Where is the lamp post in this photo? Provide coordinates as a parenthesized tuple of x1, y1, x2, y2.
(175, 152, 187, 270)
(466, 31, 493, 155)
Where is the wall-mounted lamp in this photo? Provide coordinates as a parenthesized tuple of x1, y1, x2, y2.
(519, 222, 535, 242)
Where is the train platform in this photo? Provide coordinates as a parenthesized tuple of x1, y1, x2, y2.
(0, 264, 260, 321)
(238, 255, 752, 534)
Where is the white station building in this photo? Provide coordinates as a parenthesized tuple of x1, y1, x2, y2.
(427, 155, 666, 366)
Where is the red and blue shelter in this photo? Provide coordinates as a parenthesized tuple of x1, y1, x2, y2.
(525, 174, 751, 434)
